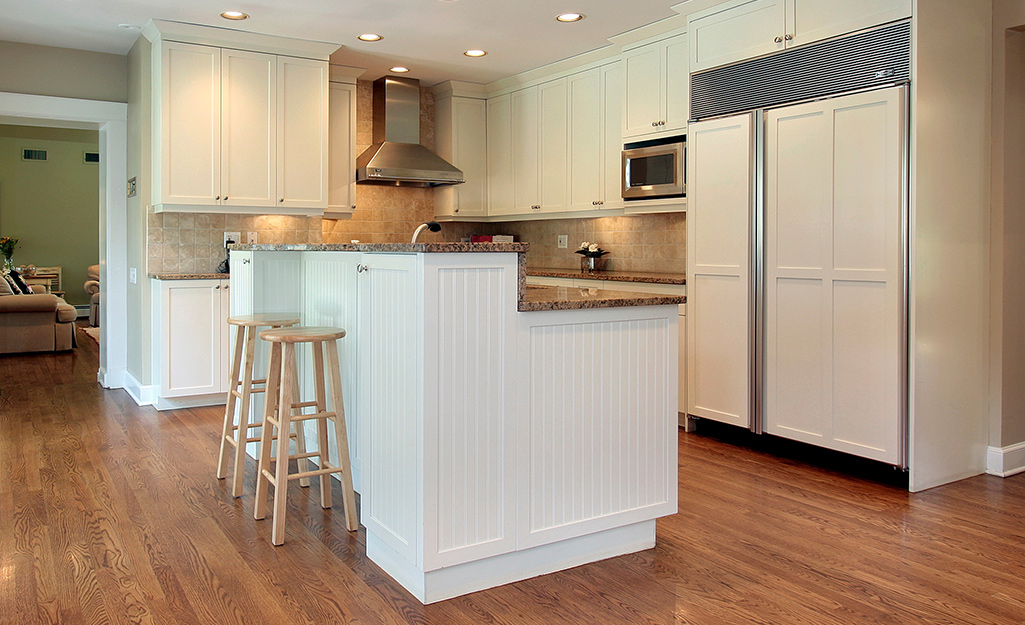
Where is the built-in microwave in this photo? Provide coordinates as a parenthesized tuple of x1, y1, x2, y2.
(621, 135, 686, 200)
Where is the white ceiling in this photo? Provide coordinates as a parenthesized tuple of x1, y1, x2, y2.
(0, 0, 689, 86)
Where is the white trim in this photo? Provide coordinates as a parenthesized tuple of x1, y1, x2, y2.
(143, 19, 339, 60)
(123, 370, 157, 406)
(367, 520, 655, 604)
(0, 91, 128, 391)
(986, 442, 1025, 478)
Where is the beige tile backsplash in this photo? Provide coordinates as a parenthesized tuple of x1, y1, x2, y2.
(147, 79, 684, 274)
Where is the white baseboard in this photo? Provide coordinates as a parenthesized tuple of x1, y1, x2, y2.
(986, 442, 1025, 478)
(98, 367, 126, 390)
(123, 370, 157, 406)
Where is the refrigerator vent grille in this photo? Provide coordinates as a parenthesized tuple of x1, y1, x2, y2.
(690, 20, 910, 121)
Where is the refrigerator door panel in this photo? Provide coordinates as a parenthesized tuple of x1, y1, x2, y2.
(686, 112, 755, 428)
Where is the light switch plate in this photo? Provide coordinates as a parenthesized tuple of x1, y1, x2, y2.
(557, 235, 568, 249)
(129, 267, 137, 284)
(224, 231, 240, 247)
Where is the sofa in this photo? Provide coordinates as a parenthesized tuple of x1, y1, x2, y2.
(0, 275, 77, 353)
(85, 264, 100, 326)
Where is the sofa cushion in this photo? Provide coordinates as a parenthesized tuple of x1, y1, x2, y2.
(0, 293, 58, 312)
(9, 270, 31, 294)
(0, 276, 13, 296)
(4, 274, 23, 294)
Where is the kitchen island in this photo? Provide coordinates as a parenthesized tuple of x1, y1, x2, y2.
(229, 243, 683, 603)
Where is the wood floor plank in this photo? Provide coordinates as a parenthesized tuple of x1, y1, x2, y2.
(1, 325, 1024, 624)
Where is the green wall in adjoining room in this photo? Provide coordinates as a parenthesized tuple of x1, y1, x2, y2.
(0, 124, 100, 306)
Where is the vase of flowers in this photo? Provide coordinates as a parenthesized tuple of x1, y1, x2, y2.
(575, 241, 609, 274)
(0, 237, 17, 275)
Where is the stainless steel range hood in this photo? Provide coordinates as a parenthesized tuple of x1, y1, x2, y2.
(356, 76, 465, 187)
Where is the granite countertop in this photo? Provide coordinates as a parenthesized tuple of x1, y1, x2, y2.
(229, 242, 529, 253)
(150, 273, 229, 280)
(527, 266, 686, 285)
(519, 285, 686, 312)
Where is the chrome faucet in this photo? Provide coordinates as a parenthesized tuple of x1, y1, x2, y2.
(411, 221, 441, 243)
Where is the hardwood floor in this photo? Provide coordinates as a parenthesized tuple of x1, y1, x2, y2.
(2, 330, 1024, 624)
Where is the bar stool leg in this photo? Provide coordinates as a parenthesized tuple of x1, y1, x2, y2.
(271, 343, 298, 545)
(290, 361, 312, 488)
(311, 341, 332, 509)
(254, 342, 282, 522)
(231, 326, 259, 497)
(326, 339, 358, 531)
(216, 324, 246, 481)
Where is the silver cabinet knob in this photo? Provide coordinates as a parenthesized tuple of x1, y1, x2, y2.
(214, 285, 220, 290)
(216, 195, 221, 200)
(351, 205, 356, 209)
(357, 264, 369, 273)
(785, 33, 793, 41)
(774, 36, 783, 43)
(242, 258, 251, 264)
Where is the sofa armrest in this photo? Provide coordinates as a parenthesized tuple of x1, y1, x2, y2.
(84, 280, 100, 296)
(0, 294, 59, 313)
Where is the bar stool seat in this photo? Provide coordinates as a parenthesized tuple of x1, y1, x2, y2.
(254, 325, 358, 545)
(216, 313, 303, 498)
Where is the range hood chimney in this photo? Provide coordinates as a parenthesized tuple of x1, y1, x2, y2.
(355, 76, 465, 187)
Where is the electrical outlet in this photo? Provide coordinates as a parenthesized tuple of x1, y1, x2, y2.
(557, 235, 568, 249)
(224, 231, 240, 247)
(247, 232, 258, 244)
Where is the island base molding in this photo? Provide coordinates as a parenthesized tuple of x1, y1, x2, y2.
(367, 520, 656, 604)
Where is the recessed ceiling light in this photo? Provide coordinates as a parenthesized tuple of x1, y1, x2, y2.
(358, 33, 383, 42)
(220, 10, 249, 20)
(556, 12, 585, 22)
(118, 23, 141, 30)
(464, 49, 487, 57)
(391, 66, 410, 73)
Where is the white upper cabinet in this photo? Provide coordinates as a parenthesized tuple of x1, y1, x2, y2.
(539, 78, 569, 213)
(568, 69, 602, 211)
(486, 94, 515, 215)
(689, 0, 911, 73)
(511, 86, 540, 214)
(159, 42, 221, 206)
(434, 95, 488, 218)
(276, 56, 329, 209)
(150, 34, 331, 214)
(622, 32, 689, 140)
(221, 48, 276, 208)
(601, 62, 624, 211)
(327, 81, 357, 217)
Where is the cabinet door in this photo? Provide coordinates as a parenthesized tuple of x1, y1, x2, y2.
(218, 280, 232, 393)
(567, 69, 602, 211)
(788, 0, 911, 49)
(276, 56, 329, 209)
(686, 113, 753, 428)
(688, 0, 785, 73)
(601, 62, 624, 210)
(327, 82, 357, 216)
(486, 94, 515, 215)
(663, 33, 690, 134)
(221, 49, 276, 208)
(158, 42, 221, 206)
(441, 97, 488, 217)
(622, 43, 663, 139)
(511, 87, 540, 213)
(763, 87, 904, 464)
(160, 280, 223, 397)
(539, 78, 568, 212)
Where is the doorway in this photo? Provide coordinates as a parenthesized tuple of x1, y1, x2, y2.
(0, 91, 128, 388)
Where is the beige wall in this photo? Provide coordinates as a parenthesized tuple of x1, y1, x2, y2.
(0, 40, 127, 103)
(0, 124, 100, 305)
(991, 2, 1025, 448)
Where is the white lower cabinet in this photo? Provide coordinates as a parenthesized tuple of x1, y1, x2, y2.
(153, 278, 231, 406)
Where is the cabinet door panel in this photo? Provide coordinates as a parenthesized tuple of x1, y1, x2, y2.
(568, 69, 601, 211)
(764, 87, 904, 464)
(161, 281, 221, 396)
(601, 62, 624, 210)
(452, 97, 488, 216)
(328, 82, 357, 215)
(622, 45, 662, 138)
(686, 113, 753, 427)
(277, 57, 328, 208)
(539, 79, 568, 212)
(160, 42, 221, 205)
(511, 87, 539, 213)
(221, 49, 276, 207)
(663, 34, 690, 133)
(486, 94, 515, 215)
(789, 0, 911, 48)
(688, 0, 785, 73)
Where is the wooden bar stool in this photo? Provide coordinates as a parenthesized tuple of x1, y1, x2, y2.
(216, 313, 306, 498)
(254, 326, 358, 545)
